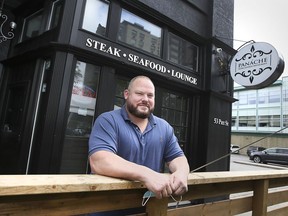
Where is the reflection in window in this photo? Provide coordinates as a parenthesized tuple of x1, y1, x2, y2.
(238, 92, 248, 105)
(114, 77, 129, 110)
(65, 61, 100, 137)
(239, 116, 256, 127)
(82, 0, 109, 36)
(118, 9, 162, 56)
(49, 0, 62, 29)
(284, 115, 288, 127)
(268, 90, 281, 103)
(21, 9, 44, 41)
(231, 116, 236, 126)
(258, 115, 280, 127)
(161, 91, 189, 148)
(167, 33, 199, 71)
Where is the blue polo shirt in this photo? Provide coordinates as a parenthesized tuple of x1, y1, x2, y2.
(88, 106, 184, 172)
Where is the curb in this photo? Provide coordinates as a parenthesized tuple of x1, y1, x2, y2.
(232, 160, 288, 170)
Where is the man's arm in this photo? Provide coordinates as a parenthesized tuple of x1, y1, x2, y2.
(167, 156, 190, 196)
(89, 150, 173, 199)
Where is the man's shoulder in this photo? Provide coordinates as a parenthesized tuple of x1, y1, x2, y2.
(99, 109, 121, 118)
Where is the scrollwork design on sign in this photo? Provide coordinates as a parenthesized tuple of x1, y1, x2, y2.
(234, 45, 272, 83)
(0, 14, 15, 43)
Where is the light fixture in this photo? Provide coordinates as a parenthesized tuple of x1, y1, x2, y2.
(213, 47, 229, 75)
(0, 0, 17, 43)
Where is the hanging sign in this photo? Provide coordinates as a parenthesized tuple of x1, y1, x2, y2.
(230, 42, 284, 89)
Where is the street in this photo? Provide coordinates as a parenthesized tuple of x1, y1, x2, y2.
(230, 153, 288, 171)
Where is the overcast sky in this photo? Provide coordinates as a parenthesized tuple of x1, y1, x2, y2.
(234, 0, 288, 79)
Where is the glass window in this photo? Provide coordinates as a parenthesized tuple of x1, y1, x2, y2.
(239, 116, 256, 127)
(61, 61, 100, 174)
(82, 0, 109, 36)
(65, 61, 100, 137)
(248, 91, 256, 104)
(167, 33, 199, 71)
(48, 0, 63, 29)
(284, 115, 288, 127)
(160, 90, 189, 148)
(118, 9, 162, 56)
(258, 90, 268, 104)
(268, 90, 281, 103)
(283, 89, 288, 102)
(238, 92, 248, 105)
(21, 9, 44, 41)
(114, 77, 129, 110)
(231, 116, 236, 126)
(258, 115, 280, 127)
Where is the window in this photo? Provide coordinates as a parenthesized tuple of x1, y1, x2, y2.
(248, 91, 256, 104)
(21, 9, 44, 41)
(48, 0, 63, 29)
(284, 115, 288, 127)
(238, 92, 248, 105)
(61, 61, 100, 173)
(82, 0, 109, 37)
(160, 90, 189, 148)
(268, 89, 281, 103)
(65, 61, 100, 137)
(231, 116, 236, 126)
(167, 33, 199, 71)
(258, 90, 268, 104)
(114, 77, 129, 110)
(118, 9, 162, 56)
(20, 1, 63, 42)
(239, 116, 256, 127)
(258, 115, 280, 127)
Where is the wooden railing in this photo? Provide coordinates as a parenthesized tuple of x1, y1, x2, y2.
(0, 170, 288, 215)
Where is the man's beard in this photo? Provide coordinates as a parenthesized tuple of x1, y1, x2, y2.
(126, 102, 154, 119)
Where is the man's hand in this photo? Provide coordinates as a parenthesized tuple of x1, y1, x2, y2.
(169, 172, 188, 196)
(142, 172, 173, 199)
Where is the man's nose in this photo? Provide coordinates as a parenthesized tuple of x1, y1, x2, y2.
(141, 94, 149, 101)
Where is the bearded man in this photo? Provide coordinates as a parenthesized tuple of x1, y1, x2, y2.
(88, 75, 190, 215)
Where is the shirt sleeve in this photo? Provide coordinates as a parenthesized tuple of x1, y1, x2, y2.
(163, 121, 184, 162)
(88, 113, 118, 157)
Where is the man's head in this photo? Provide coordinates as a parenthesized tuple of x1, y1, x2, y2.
(124, 76, 155, 119)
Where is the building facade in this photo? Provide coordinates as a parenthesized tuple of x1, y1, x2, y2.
(231, 76, 288, 151)
(0, 0, 235, 174)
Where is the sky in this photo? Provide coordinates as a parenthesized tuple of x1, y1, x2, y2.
(234, 0, 288, 79)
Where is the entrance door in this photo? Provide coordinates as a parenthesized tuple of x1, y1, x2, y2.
(0, 82, 30, 174)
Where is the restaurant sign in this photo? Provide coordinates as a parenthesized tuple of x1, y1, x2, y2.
(230, 42, 284, 89)
(85, 37, 198, 86)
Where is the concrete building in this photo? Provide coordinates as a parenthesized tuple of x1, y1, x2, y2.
(231, 76, 288, 152)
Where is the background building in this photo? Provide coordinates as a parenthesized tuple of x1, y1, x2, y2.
(232, 76, 288, 152)
(0, 0, 235, 174)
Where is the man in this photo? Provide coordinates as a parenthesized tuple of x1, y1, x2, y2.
(88, 75, 190, 214)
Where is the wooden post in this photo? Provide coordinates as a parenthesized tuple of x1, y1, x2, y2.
(145, 197, 168, 216)
(252, 179, 269, 216)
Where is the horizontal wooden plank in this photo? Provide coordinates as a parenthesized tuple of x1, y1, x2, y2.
(167, 196, 252, 216)
(188, 170, 288, 185)
(268, 205, 288, 216)
(1, 170, 288, 197)
(0, 189, 146, 216)
(0, 174, 144, 196)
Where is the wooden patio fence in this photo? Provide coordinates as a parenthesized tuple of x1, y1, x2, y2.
(0, 170, 288, 215)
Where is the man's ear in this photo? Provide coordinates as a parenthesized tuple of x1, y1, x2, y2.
(123, 89, 129, 99)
